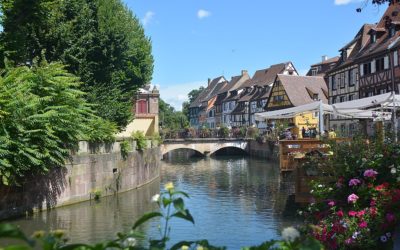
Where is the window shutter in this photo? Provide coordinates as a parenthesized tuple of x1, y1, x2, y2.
(371, 60, 376, 73)
(344, 71, 349, 84)
(384, 56, 389, 69)
(360, 65, 364, 76)
(394, 51, 398, 66)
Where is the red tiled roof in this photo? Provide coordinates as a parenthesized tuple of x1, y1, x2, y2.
(241, 62, 290, 88)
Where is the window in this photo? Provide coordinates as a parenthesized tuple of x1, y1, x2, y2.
(312, 93, 319, 100)
(390, 26, 396, 37)
(395, 51, 399, 67)
(371, 33, 377, 43)
(349, 69, 356, 86)
(349, 124, 356, 136)
(340, 72, 346, 88)
(348, 94, 354, 101)
(136, 100, 147, 114)
(340, 96, 346, 103)
(331, 96, 337, 104)
(273, 95, 285, 102)
(362, 62, 371, 75)
(379, 89, 387, 94)
(311, 68, 318, 76)
(366, 91, 374, 97)
(331, 75, 337, 90)
(376, 57, 385, 72)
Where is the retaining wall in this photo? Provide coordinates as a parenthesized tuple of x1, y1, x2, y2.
(0, 139, 161, 220)
(247, 140, 278, 160)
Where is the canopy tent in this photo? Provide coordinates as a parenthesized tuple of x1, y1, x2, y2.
(254, 101, 332, 120)
(332, 92, 400, 110)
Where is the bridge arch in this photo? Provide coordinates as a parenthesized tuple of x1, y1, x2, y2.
(210, 146, 248, 156)
(161, 139, 249, 157)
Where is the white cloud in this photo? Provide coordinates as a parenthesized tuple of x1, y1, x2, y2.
(197, 9, 211, 19)
(142, 11, 155, 26)
(334, 0, 362, 5)
(159, 81, 205, 111)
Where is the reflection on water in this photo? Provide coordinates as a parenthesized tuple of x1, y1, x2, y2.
(2, 150, 299, 249)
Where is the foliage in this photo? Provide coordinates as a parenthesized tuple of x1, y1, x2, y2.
(0, 62, 93, 186)
(302, 138, 400, 249)
(91, 189, 102, 201)
(246, 127, 259, 139)
(199, 127, 211, 138)
(82, 117, 117, 143)
(132, 131, 147, 151)
(219, 125, 230, 138)
(119, 140, 131, 160)
(0, 185, 324, 250)
(0, 0, 154, 128)
(150, 132, 163, 147)
(159, 99, 188, 130)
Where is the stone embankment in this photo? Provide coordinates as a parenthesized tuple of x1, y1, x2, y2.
(0, 139, 161, 220)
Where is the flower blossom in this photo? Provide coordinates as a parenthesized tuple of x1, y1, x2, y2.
(337, 210, 344, 217)
(359, 221, 368, 228)
(349, 178, 361, 187)
(363, 169, 378, 178)
(380, 235, 388, 242)
(348, 211, 357, 217)
(151, 194, 160, 202)
(164, 182, 174, 191)
(345, 238, 354, 245)
(281, 227, 300, 242)
(348, 193, 359, 204)
(328, 201, 335, 207)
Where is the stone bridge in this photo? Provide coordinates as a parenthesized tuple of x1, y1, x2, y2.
(161, 138, 250, 156)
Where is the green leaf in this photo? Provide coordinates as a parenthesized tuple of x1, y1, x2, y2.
(132, 212, 163, 230)
(3, 245, 31, 250)
(58, 244, 92, 250)
(162, 197, 172, 208)
(173, 198, 185, 212)
(170, 241, 195, 250)
(172, 191, 190, 198)
(171, 209, 195, 224)
(0, 224, 34, 246)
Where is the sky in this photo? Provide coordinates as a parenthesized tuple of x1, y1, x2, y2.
(125, 0, 388, 111)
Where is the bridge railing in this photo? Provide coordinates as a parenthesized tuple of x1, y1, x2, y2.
(160, 127, 265, 140)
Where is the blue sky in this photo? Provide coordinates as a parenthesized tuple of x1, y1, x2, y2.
(125, 0, 387, 110)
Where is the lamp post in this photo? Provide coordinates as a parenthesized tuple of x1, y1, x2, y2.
(389, 49, 398, 143)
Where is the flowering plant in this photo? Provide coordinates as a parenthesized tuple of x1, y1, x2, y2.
(303, 138, 400, 249)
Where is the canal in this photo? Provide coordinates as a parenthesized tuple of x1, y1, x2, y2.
(4, 150, 299, 249)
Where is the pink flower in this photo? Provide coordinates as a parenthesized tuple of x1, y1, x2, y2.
(348, 193, 359, 203)
(359, 221, 368, 228)
(357, 210, 366, 218)
(386, 213, 396, 223)
(370, 199, 376, 206)
(349, 178, 361, 187)
(337, 210, 344, 217)
(328, 201, 335, 207)
(345, 238, 354, 245)
(364, 169, 378, 178)
(348, 211, 357, 217)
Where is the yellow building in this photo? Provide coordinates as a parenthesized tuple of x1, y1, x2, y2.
(117, 85, 159, 138)
(265, 74, 328, 138)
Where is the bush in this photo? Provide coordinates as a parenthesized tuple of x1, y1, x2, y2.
(0, 62, 94, 186)
(247, 127, 259, 139)
(219, 125, 230, 138)
(131, 131, 147, 151)
(119, 140, 131, 160)
(150, 132, 163, 146)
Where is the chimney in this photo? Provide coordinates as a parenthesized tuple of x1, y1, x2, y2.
(241, 70, 248, 76)
(322, 55, 328, 62)
(208, 78, 211, 86)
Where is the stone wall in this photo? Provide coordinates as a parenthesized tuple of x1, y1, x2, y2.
(0, 139, 161, 220)
(247, 140, 278, 160)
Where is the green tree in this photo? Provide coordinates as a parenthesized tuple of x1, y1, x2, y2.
(0, 0, 154, 128)
(0, 62, 94, 186)
(159, 99, 188, 130)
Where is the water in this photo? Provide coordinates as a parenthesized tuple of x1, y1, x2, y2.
(2, 151, 299, 249)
